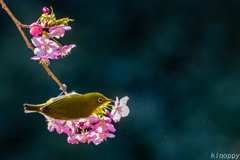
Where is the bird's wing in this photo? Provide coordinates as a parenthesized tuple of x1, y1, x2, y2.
(51, 91, 81, 103)
(40, 92, 82, 114)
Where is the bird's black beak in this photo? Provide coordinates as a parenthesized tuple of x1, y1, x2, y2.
(106, 98, 114, 103)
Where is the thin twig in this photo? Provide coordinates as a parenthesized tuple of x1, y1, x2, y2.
(20, 24, 29, 28)
(0, 0, 68, 95)
(42, 65, 68, 95)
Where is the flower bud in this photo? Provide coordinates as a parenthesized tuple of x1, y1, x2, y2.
(43, 7, 50, 14)
(29, 23, 43, 36)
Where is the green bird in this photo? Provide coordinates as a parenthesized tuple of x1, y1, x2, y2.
(24, 92, 112, 120)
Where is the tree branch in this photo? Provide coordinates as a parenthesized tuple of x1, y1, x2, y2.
(0, 0, 67, 95)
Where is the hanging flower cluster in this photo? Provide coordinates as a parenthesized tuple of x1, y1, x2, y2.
(29, 7, 76, 65)
(45, 96, 129, 145)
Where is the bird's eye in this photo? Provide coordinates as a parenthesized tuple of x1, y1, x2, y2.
(98, 98, 104, 103)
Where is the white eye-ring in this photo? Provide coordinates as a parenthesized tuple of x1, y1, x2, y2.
(98, 98, 104, 103)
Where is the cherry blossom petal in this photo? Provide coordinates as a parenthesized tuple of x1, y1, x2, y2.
(121, 105, 130, 117)
(31, 56, 40, 60)
(58, 44, 76, 56)
(31, 36, 43, 47)
(67, 134, 79, 144)
(111, 109, 121, 122)
(119, 96, 129, 106)
(34, 47, 45, 56)
(49, 25, 71, 39)
(62, 25, 71, 30)
(106, 123, 116, 132)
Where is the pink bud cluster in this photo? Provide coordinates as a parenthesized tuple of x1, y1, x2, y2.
(29, 7, 76, 65)
(45, 96, 129, 145)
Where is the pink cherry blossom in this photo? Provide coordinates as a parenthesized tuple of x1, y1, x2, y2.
(92, 117, 116, 133)
(87, 131, 98, 144)
(58, 44, 76, 56)
(89, 129, 115, 145)
(111, 96, 130, 122)
(62, 127, 72, 136)
(31, 56, 51, 65)
(62, 120, 79, 135)
(29, 23, 43, 36)
(67, 134, 80, 144)
(42, 7, 50, 14)
(78, 131, 92, 144)
(49, 25, 71, 39)
(78, 115, 99, 129)
(31, 36, 60, 63)
(45, 116, 64, 134)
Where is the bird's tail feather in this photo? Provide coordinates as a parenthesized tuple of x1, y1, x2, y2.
(24, 104, 42, 113)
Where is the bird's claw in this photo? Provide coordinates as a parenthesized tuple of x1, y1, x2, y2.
(58, 84, 67, 97)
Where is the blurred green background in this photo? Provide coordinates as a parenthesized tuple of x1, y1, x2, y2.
(1, 0, 240, 159)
